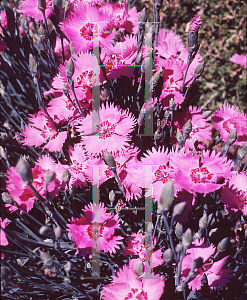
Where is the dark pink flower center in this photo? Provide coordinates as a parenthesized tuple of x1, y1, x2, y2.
(236, 190, 247, 204)
(72, 160, 85, 174)
(124, 288, 148, 300)
(80, 23, 99, 40)
(222, 119, 236, 134)
(190, 167, 213, 183)
(41, 121, 58, 140)
(133, 244, 145, 262)
(154, 165, 174, 184)
(77, 70, 97, 88)
(96, 120, 116, 139)
(87, 222, 104, 241)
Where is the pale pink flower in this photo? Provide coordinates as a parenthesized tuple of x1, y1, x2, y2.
(67, 202, 123, 257)
(6, 158, 60, 213)
(21, 110, 67, 152)
(87, 145, 142, 200)
(0, 10, 7, 35)
(212, 103, 247, 146)
(138, 147, 180, 202)
(18, 0, 53, 22)
(190, 15, 202, 32)
(170, 149, 233, 195)
(219, 171, 247, 216)
(60, 3, 114, 53)
(101, 264, 165, 300)
(124, 232, 163, 269)
(0, 218, 9, 247)
(77, 103, 136, 155)
(181, 239, 232, 291)
(230, 54, 247, 68)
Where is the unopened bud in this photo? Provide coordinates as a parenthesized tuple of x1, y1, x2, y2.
(38, 0, 46, 11)
(70, 42, 75, 56)
(138, 110, 145, 127)
(227, 129, 237, 146)
(194, 61, 204, 79)
(175, 243, 183, 253)
(183, 119, 192, 139)
(136, 51, 142, 65)
(190, 15, 202, 32)
(134, 261, 144, 275)
(1, 192, 13, 204)
(64, 261, 72, 273)
(0, 146, 7, 160)
(199, 213, 207, 229)
(182, 228, 192, 250)
(44, 170, 55, 184)
(104, 151, 116, 170)
(158, 180, 174, 212)
(154, 130, 162, 142)
(63, 84, 69, 97)
(237, 141, 247, 160)
(29, 54, 39, 78)
(66, 58, 75, 80)
(169, 98, 175, 110)
(39, 226, 50, 235)
(176, 128, 183, 145)
(142, 234, 152, 248)
(149, 68, 163, 92)
(209, 228, 218, 237)
(100, 81, 110, 101)
(138, 8, 147, 31)
(175, 222, 183, 239)
(16, 158, 33, 184)
(62, 168, 71, 184)
(217, 237, 230, 252)
(192, 257, 203, 270)
(172, 202, 186, 217)
(54, 226, 62, 240)
(214, 135, 222, 145)
(164, 110, 170, 119)
(109, 190, 115, 203)
(202, 110, 211, 118)
(163, 248, 173, 263)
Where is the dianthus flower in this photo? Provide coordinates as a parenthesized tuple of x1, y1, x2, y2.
(229, 54, 247, 68)
(181, 239, 232, 291)
(21, 110, 67, 152)
(60, 3, 114, 53)
(6, 156, 60, 213)
(77, 103, 136, 155)
(18, 0, 53, 21)
(101, 264, 165, 300)
(190, 15, 202, 32)
(87, 145, 142, 200)
(0, 10, 7, 35)
(67, 202, 123, 257)
(170, 149, 233, 195)
(139, 147, 180, 202)
(219, 171, 247, 216)
(124, 232, 163, 269)
(0, 218, 9, 247)
(212, 103, 247, 146)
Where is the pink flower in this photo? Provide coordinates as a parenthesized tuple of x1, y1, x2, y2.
(212, 103, 247, 146)
(0, 218, 9, 247)
(219, 171, 247, 216)
(230, 54, 247, 68)
(0, 10, 7, 35)
(54, 36, 71, 61)
(60, 3, 114, 53)
(87, 145, 142, 200)
(101, 264, 165, 300)
(18, 0, 53, 22)
(77, 103, 136, 155)
(21, 110, 67, 152)
(139, 147, 179, 202)
(6, 158, 60, 213)
(67, 202, 123, 257)
(124, 233, 163, 269)
(181, 239, 232, 291)
(190, 15, 202, 32)
(170, 149, 233, 194)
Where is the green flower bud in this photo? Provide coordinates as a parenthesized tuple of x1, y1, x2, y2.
(54, 226, 62, 241)
(199, 213, 207, 229)
(1, 192, 13, 204)
(158, 180, 174, 212)
(104, 151, 116, 170)
(182, 228, 193, 250)
(172, 202, 186, 217)
(183, 119, 192, 139)
(163, 248, 173, 263)
(194, 61, 204, 79)
(227, 129, 237, 146)
(62, 168, 71, 184)
(44, 170, 55, 184)
(217, 237, 230, 252)
(175, 222, 183, 239)
(134, 261, 144, 276)
(237, 141, 247, 160)
(66, 58, 75, 80)
(64, 261, 72, 273)
(16, 158, 33, 184)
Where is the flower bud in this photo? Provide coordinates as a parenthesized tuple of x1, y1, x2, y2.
(214, 134, 222, 145)
(154, 130, 162, 142)
(192, 257, 203, 270)
(176, 128, 183, 145)
(16, 158, 33, 184)
(38, 0, 46, 11)
(190, 15, 202, 32)
(29, 54, 39, 78)
(134, 261, 144, 276)
(39, 226, 50, 236)
(149, 68, 163, 92)
(202, 110, 211, 118)
(1, 192, 13, 204)
(109, 190, 115, 203)
(142, 234, 152, 248)
(44, 170, 55, 184)
(172, 202, 186, 218)
(227, 128, 237, 146)
(54, 226, 62, 241)
(163, 248, 173, 263)
(194, 61, 204, 79)
(100, 81, 110, 101)
(217, 237, 230, 252)
(0, 146, 7, 160)
(237, 141, 247, 160)
(70, 42, 75, 57)
(182, 228, 193, 250)
(136, 51, 142, 65)
(164, 110, 170, 119)
(169, 98, 175, 111)
(62, 168, 71, 184)
(64, 261, 72, 273)
(138, 8, 147, 31)
(199, 213, 207, 229)
(183, 119, 192, 139)
(209, 228, 218, 237)
(104, 151, 116, 170)
(175, 243, 183, 253)
(66, 58, 75, 80)
(138, 110, 145, 127)
(158, 180, 174, 212)
(175, 222, 183, 239)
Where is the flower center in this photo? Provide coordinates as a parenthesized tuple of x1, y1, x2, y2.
(236, 190, 247, 204)
(80, 23, 99, 40)
(87, 222, 104, 241)
(190, 167, 213, 183)
(77, 70, 98, 88)
(96, 120, 116, 139)
(133, 244, 146, 262)
(124, 288, 148, 300)
(41, 121, 58, 141)
(222, 119, 236, 134)
(154, 165, 174, 184)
